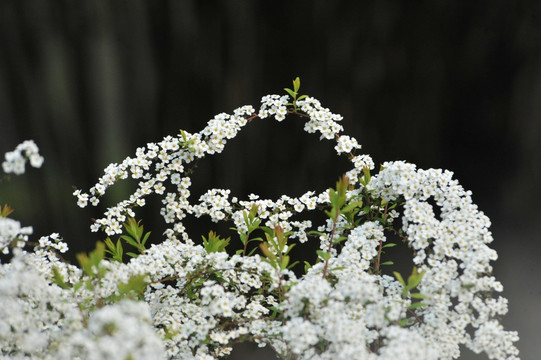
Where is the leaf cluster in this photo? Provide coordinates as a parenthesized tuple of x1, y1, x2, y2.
(259, 225, 297, 272)
(284, 77, 308, 112)
(0, 204, 14, 217)
(393, 266, 428, 318)
(104, 218, 150, 262)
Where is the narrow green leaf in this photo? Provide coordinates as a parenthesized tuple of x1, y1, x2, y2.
(122, 236, 140, 250)
(284, 88, 296, 98)
(247, 247, 259, 256)
(410, 293, 427, 300)
(248, 236, 264, 243)
(407, 302, 427, 310)
(333, 236, 348, 245)
(283, 242, 296, 255)
(52, 267, 71, 289)
(393, 271, 406, 287)
(280, 255, 290, 270)
(260, 242, 276, 262)
(316, 250, 331, 261)
(116, 239, 123, 260)
(341, 201, 362, 214)
(287, 260, 299, 270)
(104, 237, 115, 252)
(141, 232, 151, 247)
(293, 77, 300, 92)
(397, 318, 410, 327)
(407, 267, 425, 290)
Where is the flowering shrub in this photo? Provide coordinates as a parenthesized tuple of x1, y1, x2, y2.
(0, 79, 519, 359)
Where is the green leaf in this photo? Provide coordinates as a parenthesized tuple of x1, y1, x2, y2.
(104, 237, 116, 254)
(362, 166, 371, 182)
(381, 261, 394, 266)
(297, 94, 308, 101)
(287, 260, 299, 270)
(316, 250, 331, 261)
(104, 237, 123, 262)
(397, 318, 411, 327)
(293, 77, 301, 93)
(121, 235, 140, 249)
(410, 293, 427, 300)
(280, 255, 290, 270)
(117, 274, 147, 299)
(407, 302, 427, 310)
(239, 233, 247, 245)
(76, 242, 106, 278)
(249, 236, 264, 243)
(90, 242, 105, 266)
(325, 209, 337, 219)
(333, 236, 348, 245)
(202, 231, 230, 253)
(123, 218, 142, 240)
(341, 201, 362, 214)
(141, 232, 151, 247)
(284, 88, 296, 98)
(0, 204, 14, 218)
(247, 247, 259, 256)
(52, 267, 71, 289)
(406, 267, 425, 291)
(180, 129, 187, 142)
(382, 243, 397, 248)
(283, 242, 296, 256)
(74, 280, 84, 292)
(260, 242, 276, 262)
(393, 271, 406, 287)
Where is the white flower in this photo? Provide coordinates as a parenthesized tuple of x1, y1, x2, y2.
(2, 140, 44, 175)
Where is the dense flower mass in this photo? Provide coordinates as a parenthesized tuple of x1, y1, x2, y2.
(0, 83, 519, 359)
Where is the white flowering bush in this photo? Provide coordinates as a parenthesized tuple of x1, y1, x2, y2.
(0, 78, 519, 359)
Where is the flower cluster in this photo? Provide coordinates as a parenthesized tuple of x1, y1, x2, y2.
(0, 81, 519, 359)
(0, 217, 33, 255)
(2, 139, 44, 175)
(0, 140, 45, 256)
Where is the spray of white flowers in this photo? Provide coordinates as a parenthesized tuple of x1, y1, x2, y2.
(0, 79, 519, 359)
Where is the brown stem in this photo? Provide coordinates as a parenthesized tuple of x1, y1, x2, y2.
(287, 110, 310, 118)
(322, 210, 340, 279)
(242, 232, 249, 257)
(374, 203, 388, 276)
(247, 113, 259, 122)
(407, 308, 425, 325)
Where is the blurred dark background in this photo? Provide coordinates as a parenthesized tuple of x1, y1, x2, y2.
(1, 1, 539, 359)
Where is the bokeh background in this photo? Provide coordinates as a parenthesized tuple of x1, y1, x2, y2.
(1, 1, 540, 359)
